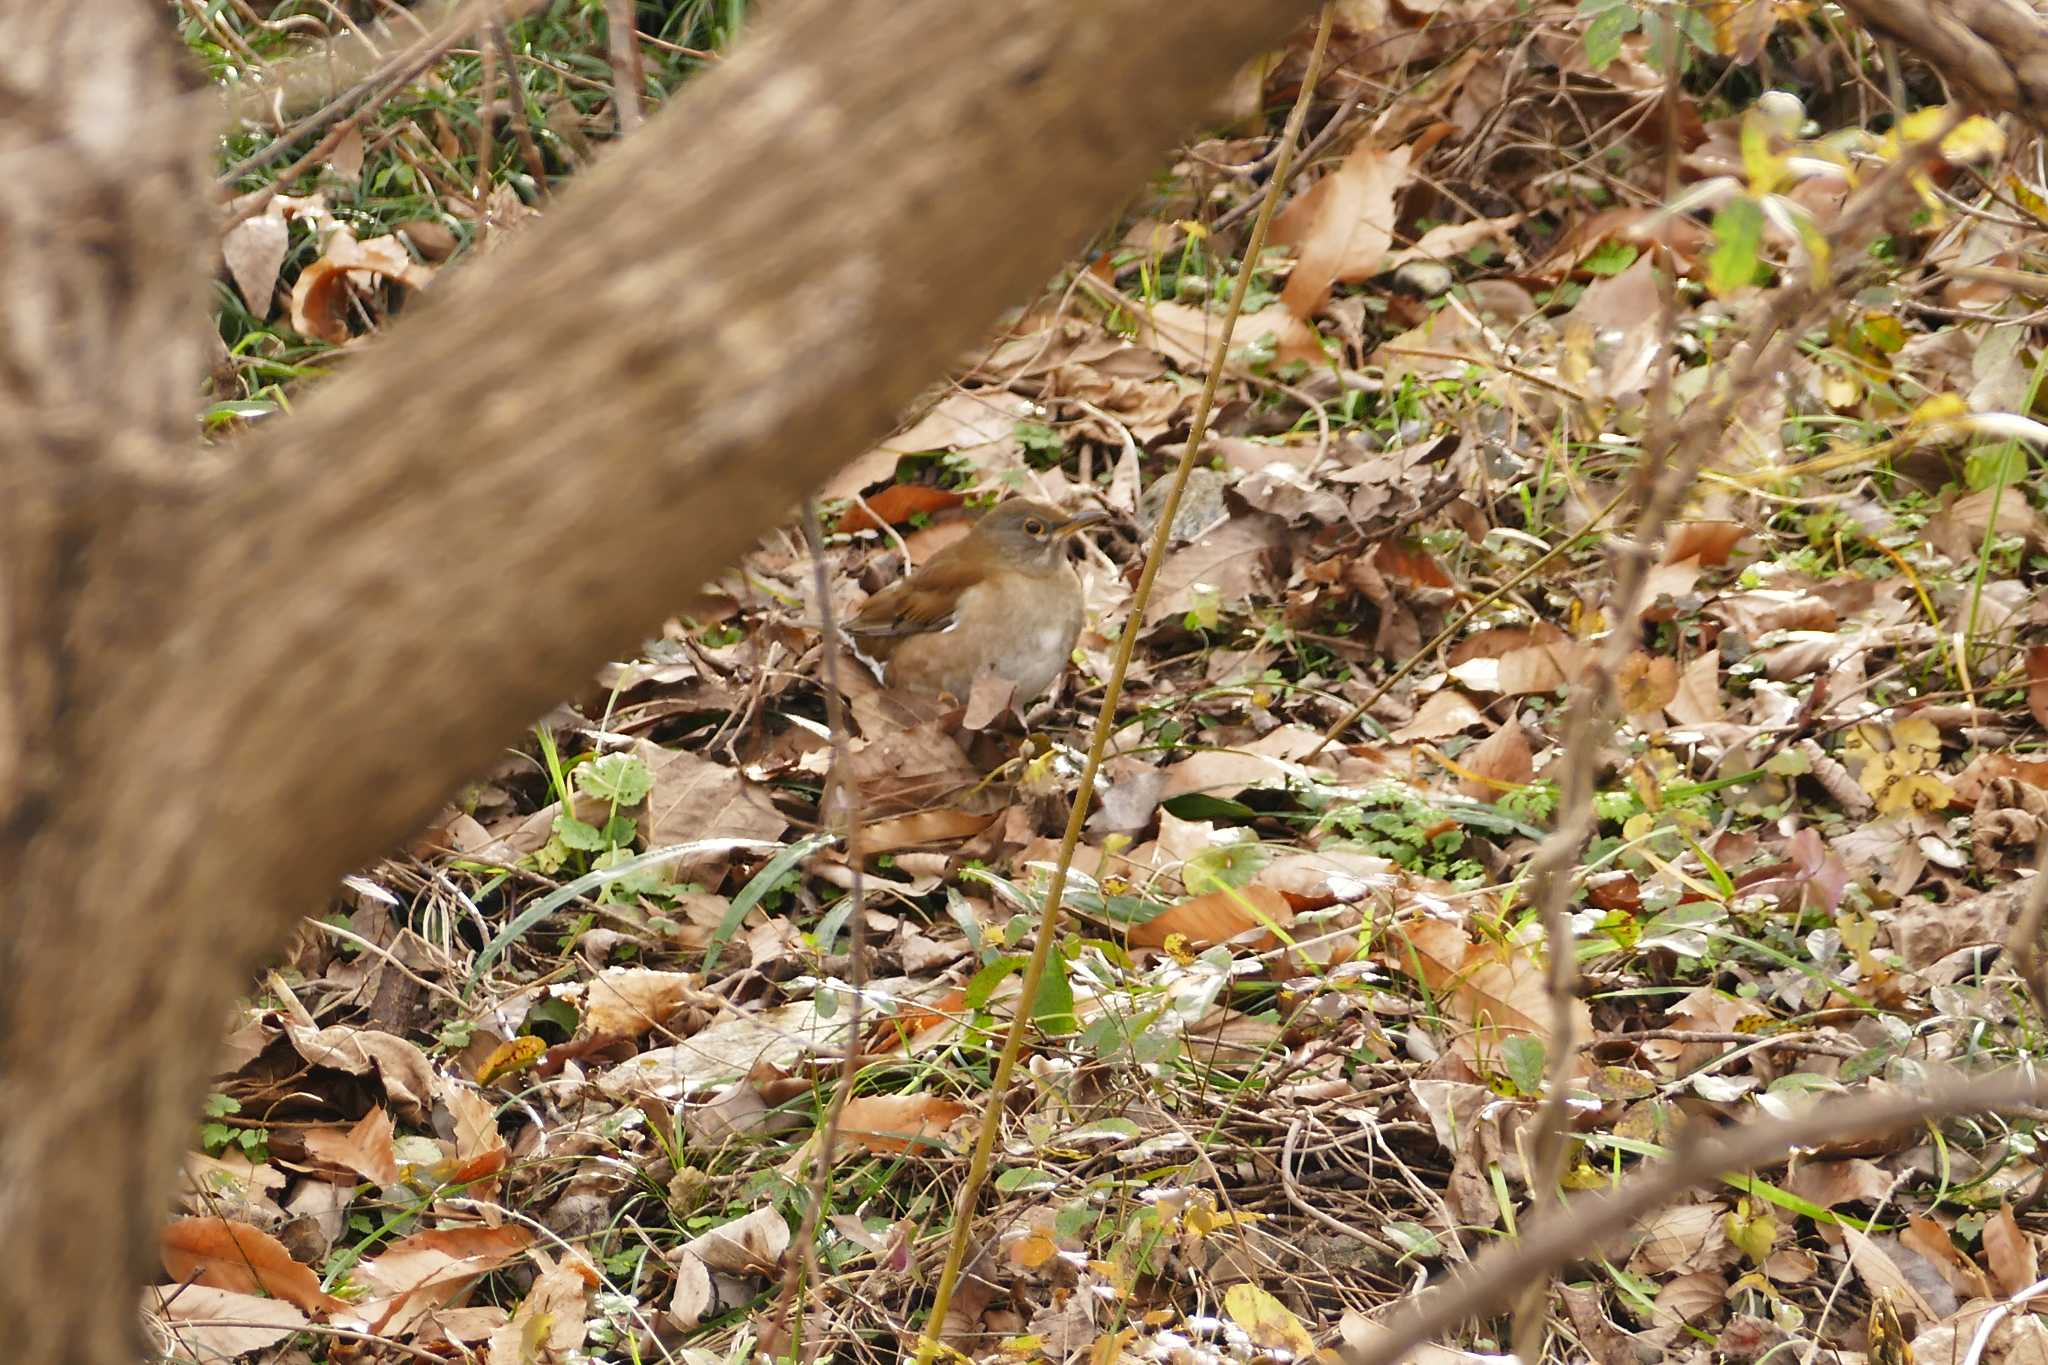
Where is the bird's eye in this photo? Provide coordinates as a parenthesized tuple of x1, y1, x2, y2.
(1022, 518, 1047, 536)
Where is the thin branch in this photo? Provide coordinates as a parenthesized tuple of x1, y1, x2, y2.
(909, 8, 1339, 1362)
(1344, 1069, 2048, 1365)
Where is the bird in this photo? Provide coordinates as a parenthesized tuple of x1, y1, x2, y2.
(845, 497, 1106, 704)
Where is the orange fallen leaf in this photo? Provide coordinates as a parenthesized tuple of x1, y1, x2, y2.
(1129, 884, 1291, 950)
(161, 1216, 346, 1315)
(835, 1094, 971, 1154)
(837, 484, 964, 533)
(304, 1106, 399, 1186)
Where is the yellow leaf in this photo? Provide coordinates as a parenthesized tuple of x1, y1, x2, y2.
(1223, 1283, 1317, 1357)
(1010, 1234, 1058, 1270)
(476, 1034, 546, 1085)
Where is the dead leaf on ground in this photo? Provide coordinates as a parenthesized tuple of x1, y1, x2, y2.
(583, 967, 707, 1039)
(1454, 715, 1534, 798)
(1270, 140, 1417, 318)
(161, 1216, 346, 1315)
(485, 1253, 597, 1365)
(836, 483, 964, 532)
(1130, 884, 1292, 949)
(303, 1106, 400, 1187)
(1386, 914, 1590, 1066)
(634, 739, 790, 881)
(834, 1094, 972, 1154)
(147, 1284, 309, 1360)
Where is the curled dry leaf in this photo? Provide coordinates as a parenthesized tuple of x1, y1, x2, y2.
(288, 232, 435, 344)
(834, 1093, 972, 1154)
(583, 967, 706, 1039)
(485, 1253, 597, 1365)
(160, 1216, 347, 1315)
(350, 1225, 535, 1332)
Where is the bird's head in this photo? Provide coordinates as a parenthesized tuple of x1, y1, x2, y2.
(968, 498, 1108, 573)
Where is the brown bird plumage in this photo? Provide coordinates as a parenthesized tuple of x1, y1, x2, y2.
(847, 498, 1105, 703)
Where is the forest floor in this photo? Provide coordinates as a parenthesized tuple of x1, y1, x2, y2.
(160, 3, 2048, 1363)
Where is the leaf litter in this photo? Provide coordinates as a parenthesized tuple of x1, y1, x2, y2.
(166, 0, 2048, 1362)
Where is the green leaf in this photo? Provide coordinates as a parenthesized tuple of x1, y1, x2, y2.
(1707, 195, 1766, 297)
(702, 832, 839, 973)
(1160, 793, 1257, 821)
(995, 1167, 1061, 1193)
(1032, 952, 1077, 1035)
(1581, 1, 1640, 70)
(965, 954, 1026, 1010)
(1580, 240, 1638, 276)
(576, 752, 653, 805)
(1502, 1035, 1547, 1096)
(555, 813, 608, 852)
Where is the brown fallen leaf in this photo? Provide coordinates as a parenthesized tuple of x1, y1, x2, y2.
(1618, 651, 1681, 714)
(1986, 1205, 2040, 1299)
(486, 1253, 597, 1365)
(147, 1284, 308, 1360)
(1454, 715, 1534, 799)
(304, 1106, 400, 1187)
(582, 967, 706, 1039)
(834, 1093, 972, 1154)
(634, 739, 789, 881)
(351, 1225, 535, 1333)
(1129, 883, 1292, 950)
(1270, 140, 1416, 318)
(2028, 645, 2048, 731)
(161, 1216, 346, 1315)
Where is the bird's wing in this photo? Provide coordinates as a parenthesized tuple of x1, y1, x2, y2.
(845, 559, 983, 640)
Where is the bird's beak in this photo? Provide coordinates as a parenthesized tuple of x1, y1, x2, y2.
(1053, 508, 1110, 538)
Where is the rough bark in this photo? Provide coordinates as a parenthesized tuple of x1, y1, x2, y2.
(1838, 0, 2048, 128)
(0, 1, 1316, 1361)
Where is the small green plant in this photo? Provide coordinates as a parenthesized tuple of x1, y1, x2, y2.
(200, 1093, 268, 1162)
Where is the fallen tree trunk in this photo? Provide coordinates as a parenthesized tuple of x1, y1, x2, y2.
(0, 1, 1316, 1359)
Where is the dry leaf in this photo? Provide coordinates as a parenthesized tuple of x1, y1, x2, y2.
(836, 483, 964, 532)
(1455, 716, 1533, 798)
(583, 967, 705, 1039)
(1986, 1206, 2039, 1298)
(634, 740, 789, 880)
(834, 1094, 972, 1154)
(485, 1254, 596, 1365)
(1270, 140, 1416, 317)
(1130, 884, 1292, 949)
(161, 1216, 346, 1315)
(1222, 1282, 1317, 1357)
(303, 1106, 399, 1186)
(147, 1284, 308, 1359)
(222, 203, 290, 318)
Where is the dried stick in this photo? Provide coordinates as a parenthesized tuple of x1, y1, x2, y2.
(1344, 1069, 2048, 1365)
(2007, 831, 2048, 1020)
(604, 0, 647, 136)
(907, 10, 1338, 1362)
(769, 497, 871, 1360)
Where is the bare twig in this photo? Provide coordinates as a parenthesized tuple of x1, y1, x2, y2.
(604, 0, 647, 136)
(1343, 1070, 2048, 1365)
(769, 498, 871, 1359)
(909, 10, 1339, 1362)
(2008, 837, 2048, 1020)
